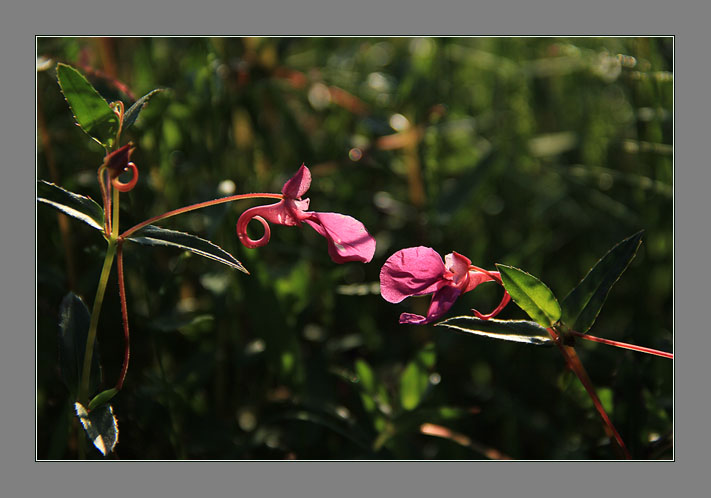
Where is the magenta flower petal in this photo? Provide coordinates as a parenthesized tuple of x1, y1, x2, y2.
(281, 163, 311, 199)
(444, 251, 471, 284)
(423, 284, 462, 323)
(380, 246, 447, 303)
(463, 270, 498, 293)
(399, 313, 429, 325)
(304, 212, 376, 264)
(398, 285, 462, 324)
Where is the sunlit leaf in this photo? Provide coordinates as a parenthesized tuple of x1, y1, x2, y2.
(56, 63, 118, 149)
(37, 180, 104, 232)
(496, 264, 561, 327)
(74, 402, 118, 456)
(122, 88, 165, 131)
(58, 293, 102, 396)
(561, 230, 644, 333)
(436, 316, 553, 346)
(126, 224, 248, 273)
(399, 343, 436, 411)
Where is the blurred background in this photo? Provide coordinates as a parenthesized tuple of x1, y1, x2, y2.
(37, 37, 673, 459)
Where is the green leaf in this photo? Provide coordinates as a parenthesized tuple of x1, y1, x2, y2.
(496, 264, 561, 327)
(399, 343, 436, 411)
(436, 316, 553, 346)
(126, 225, 248, 273)
(88, 388, 119, 411)
(37, 180, 105, 231)
(56, 63, 119, 149)
(74, 402, 118, 456)
(123, 88, 164, 131)
(58, 293, 102, 396)
(561, 231, 644, 333)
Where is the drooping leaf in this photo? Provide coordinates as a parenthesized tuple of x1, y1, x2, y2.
(399, 343, 436, 411)
(561, 230, 644, 333)
(436, 316, 553, 346)
(74, 402, 118, 456)
(58, 293, 102, 396)
(126, 225, 248, 273)
(56, 63, 119, 149)
(122, 88, 165, 131)
(37, 180, 105, 232)
(496, 264, 561, 327)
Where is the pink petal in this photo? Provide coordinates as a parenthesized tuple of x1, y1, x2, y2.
(379, 246, 446, 303)
(399, 313, 429, 325)
(304, 212, 376, 264)
(463, 270, 498, 293)
(281, 164, 312, 199)
(423, 285, 462, 323)
(398, 285, 461, 325)
(444, 251, 472, 284)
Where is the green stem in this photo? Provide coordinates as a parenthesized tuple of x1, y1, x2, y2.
(78, 240, 117, 407)
(120, 193, 283, 239)
(112, 187, 120, 239)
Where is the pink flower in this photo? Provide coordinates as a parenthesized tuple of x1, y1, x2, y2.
(236, 164, 376, 264)
(379, 246, 511, 324)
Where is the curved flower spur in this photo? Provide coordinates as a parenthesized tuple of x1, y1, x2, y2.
(379, 246, 511, 324)
(236, 164, 376, 264)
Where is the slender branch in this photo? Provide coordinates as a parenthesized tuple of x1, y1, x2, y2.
(120, 192, 283, 239)
(115, 241, 130, 390)
(569, 330, 673, 359)
(98, 166, 111, 235)
(112, 187, 120, 239)
(547, 327, 631, 459)
(78, 241, 117, 406)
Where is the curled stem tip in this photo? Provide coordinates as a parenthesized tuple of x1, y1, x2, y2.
(111, 162, 139, 192)
(236, 212, 271, 248)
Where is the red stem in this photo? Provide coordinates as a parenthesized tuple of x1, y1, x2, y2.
(115, 241, 130, 391)
(570, 331, 673, 359)
(120, 192, 283, 239)
(547, 327, 631, 459)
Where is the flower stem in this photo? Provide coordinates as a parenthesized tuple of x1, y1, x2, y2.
(78, 241, 117, 407)
(569, 331, 673, 359)
(112, 187, 120, 240)
(547, 327, 631, 459)
(115, 241, 130, 390)
(120, 193, 283, 239)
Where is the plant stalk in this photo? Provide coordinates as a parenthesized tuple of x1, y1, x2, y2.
(120, 193, 283, 239)
(547, 326, 631, 459)
(115, 241, 130, 390)
(78, 241, 117, 407)
(570, 330, 673, 359)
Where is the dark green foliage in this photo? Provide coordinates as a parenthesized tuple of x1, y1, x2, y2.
(37, 37, 672, 459)
(58, 293, 102, 397)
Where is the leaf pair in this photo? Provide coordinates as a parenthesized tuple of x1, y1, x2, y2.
(37, 181, 247, 273)
(498, 231, 643, 331)
(438, 231, 643, 339)
(56, 63, 163, 149)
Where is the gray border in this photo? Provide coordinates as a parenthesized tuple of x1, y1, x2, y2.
(3, 0, 706, 496)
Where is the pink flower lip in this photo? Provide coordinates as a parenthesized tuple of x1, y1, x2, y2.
(379, 246, 510, 324)
(236, 164, 376, 264)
